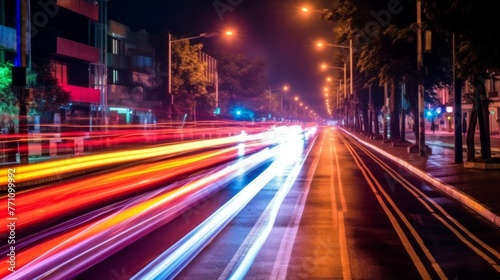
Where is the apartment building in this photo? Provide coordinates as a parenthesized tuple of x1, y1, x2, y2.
(434, 80, 500, 134)
(107, 20, 167, 125)
(0, 0, 105, 130)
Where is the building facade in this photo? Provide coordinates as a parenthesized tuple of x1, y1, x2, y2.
(107, 20, 167, 125)
(434, 79, 500, 134)
(1, 0, 104, 130)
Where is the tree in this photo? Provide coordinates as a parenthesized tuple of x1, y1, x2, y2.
(30, 63, 70, 123)
(0, 62, 19, 135)
(215, 53, 267, 116)
(170, 38, 209, 120)
(0, 62, 18, 115)
(324, 0, 449, 141)
(425, 0, 500, 161)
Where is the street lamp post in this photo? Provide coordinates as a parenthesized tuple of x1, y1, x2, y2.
(322, 63, 349, 126)
(294, 96, 299, 118)
(268, 85, 289, 116)
(417, 0, 426, 157)
(318, 41, 353, 95)
(452, 33, 463, 163)
(303, 6, 354, 95)
(321, 63, 347, 98)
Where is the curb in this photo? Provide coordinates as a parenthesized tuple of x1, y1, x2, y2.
(341, 128, 500, 228)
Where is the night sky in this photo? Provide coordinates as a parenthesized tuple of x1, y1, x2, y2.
(107, 0, 335, 116)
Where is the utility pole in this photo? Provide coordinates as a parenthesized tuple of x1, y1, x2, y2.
(14, 0, 29, 164)
(417, 0, 426, 157)
(453, 33, 463, 163)
(383, 82, 388, 142)
(168, 32, 173, 121)
(349, 39, 353, 95)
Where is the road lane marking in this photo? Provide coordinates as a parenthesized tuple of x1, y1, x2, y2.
(332, 128, 348, 213)
(338, 132, 440, 279)
(341, 129, 500, 228)
(331, 128, 352, 279)
(132, 144, 292, 280)
(221, 142, 306, 280)
(329, 130, 339, 227)
(341, 131, 500, 273)
(218, 132, 318, 279)
(270, 131, 323, 280)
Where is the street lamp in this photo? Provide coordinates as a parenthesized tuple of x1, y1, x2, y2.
(293, 96, 300, 117)
(168, 30, 233, 120)
(317, 41, 353, 96)
(302, 6, 354, 95)
(321, 63, 347, 98)
(416, 0, 426, 157)
(269, 85, 289, 114)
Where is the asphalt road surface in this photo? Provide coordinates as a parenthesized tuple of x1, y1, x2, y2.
(3, 126, 499, 279)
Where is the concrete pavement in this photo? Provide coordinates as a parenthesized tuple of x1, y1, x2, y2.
(405, 130, 500, 153)
(340, 127, 500, 227)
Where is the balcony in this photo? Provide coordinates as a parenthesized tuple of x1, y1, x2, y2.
(62, 84, 100, 103)
(57, 37, 100, 63)
(57, 0, 99, 21)
(108, 20, 129, 39)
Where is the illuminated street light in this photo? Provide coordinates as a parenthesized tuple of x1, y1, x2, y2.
(320, 63, 347, 98)
(302, 6, 354, 97)
(269, 85, 290, 114)
(317, 40, 353, 96)
(300, 6, 329, 14)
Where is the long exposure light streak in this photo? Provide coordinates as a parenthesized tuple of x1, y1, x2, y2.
(0, 136, 280, 235)
(0, 147, 237, 234)
(132, 129, 309, 279)
(0, 145, 278, 279)
(226, 130, 316, 280)
(0, 135, 245, 184)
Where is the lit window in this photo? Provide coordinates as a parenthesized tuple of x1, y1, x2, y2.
(51, 62, 67, 84)
(112, 70, 119, 83)
(112, 39, 119, 54)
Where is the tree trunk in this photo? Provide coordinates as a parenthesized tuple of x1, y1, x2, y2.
(400, 80, 406, 141)
(368, 105, 373, 134)
(405, 83, 419, 140)
(368, 84, 373, 134)
(467, 75, 491, 159)
(389, 79, 401, 140)
(466, 108, 477, 161)
(361, 102, 369, 133)
(401, 108, 406, 141)
(374, 107, 380, 136)
(345, 98, 350, 128)
(474, 77, 491, 159)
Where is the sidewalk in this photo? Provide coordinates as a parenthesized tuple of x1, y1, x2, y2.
(340, 128, 500, 227)
(407, 130, 500, 153)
